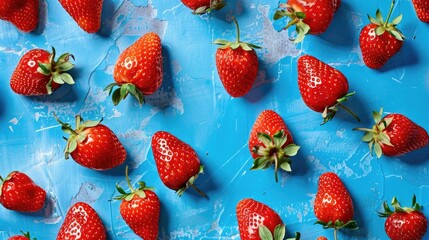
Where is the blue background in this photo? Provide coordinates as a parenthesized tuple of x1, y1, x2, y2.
(1, 0, 429, 239)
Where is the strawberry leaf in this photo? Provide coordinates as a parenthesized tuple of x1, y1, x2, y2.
(284, 144, 300, 156)
(362, 132, 373, 142)
(273, 224, 286, 240)
(376, 26, 386, 36)
(374, 142, 383, 158)
(391, 14, 403, 25)
(259, 225, 274, 240)
(376, 9, 383, 23)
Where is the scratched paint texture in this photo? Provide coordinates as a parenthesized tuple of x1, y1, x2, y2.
(0, 0, 429, 239)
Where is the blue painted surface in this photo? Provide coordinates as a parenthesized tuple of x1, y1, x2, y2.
(0, 0, 429, 239)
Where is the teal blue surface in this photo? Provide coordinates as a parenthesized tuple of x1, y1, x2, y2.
(1, 0, 429, 239)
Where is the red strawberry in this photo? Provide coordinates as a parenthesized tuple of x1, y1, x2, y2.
(298, 55, 360, 124)
(0, 0, 38, 32)
(57, 202, 106, 240)
(236, 198, 300, 240)
(214, 17, 260, 98)
(333, 0, 341, 12)
(8, 231, 35, 240)
(115, 166, 160, 240)
(379, 195, 428, 240)
(105, 32, 163, 105)
(412, 0, 429, 22)
(0, 171, 46, 212)
(248, 110, 300, 182)
(317, 237, 328, 240)
(359, 1, 404, 69)
(58, 0, 103, 33)
(314, 172, 358, 239)
(181, 0, 225, 14)
(354, 108, 429, 158)
(54, 115, 126, 170)
(274, 0, 337, 43)
(10, 47, 75, 96)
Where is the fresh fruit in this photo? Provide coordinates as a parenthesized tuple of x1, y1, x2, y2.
(58, 0, 103, 33)
(105, 32, 163, 105)
(379, 195, 427, 240)
(333, 0, 341, 12)
(151, 131, 206, 197)
(359, 0, 404, 69)
(298, 55, 360, 124)
(114, 166, 160, 240)
(10, 47, 75, 96)
(181, 0, 225, 14)
(314, 172, 358, 240)
(9, 231, 35, 240)
(0, 0, 38, 32)
(54, 114, 126, 170)
(274, 0, 337, 43)
(236, 198, 300, 240)
(213, 17, 260, 98)
(57, 202, 106, 240)
(317, 237, 328, 240)
(354, 108, 429, 158)
(412, 0, 429, 22)
(0, 171, 46, 212)
(248, 110, 300, 182)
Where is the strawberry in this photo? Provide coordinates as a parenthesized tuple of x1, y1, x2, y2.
(8, 231, 35, 240)
(379, 195, 428, 240)
(213, 17, 260, 98)
(57, 202, 106, 240)
(0, 0, 38, 32)
(114, 166, 160, 240)
(298, 55, 360, 124)
(236, 198, 300, 240)
(354, 108, 429, 158)
(10, 47, 75, 96)
(58, 0, 103, 33)
(314, 172, 358, 240)
(359, 0, 404, 69)
(412, 0, 429, 22)
(274, 0, 337, 43)
(105, 32, 163, 105)
(181, 0, 225, 14)
(0, 171, 46, 212)
(151, 131, 206, 197)
(248, 110, 300, 182)
(316, 237, 327, 240)
(54, 114, 126, 170)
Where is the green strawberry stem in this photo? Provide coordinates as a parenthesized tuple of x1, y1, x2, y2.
(213, 16, 261, 51)
(273, 4, 310, 43)
(125, 165, 135, 192)
(20, 231, 35, 240)
(273, 153, 280, 183)
(114, 166, 154, 201)
(367, 0, 404, 41)
(233, 16, 240, 44)
(193, 0, 225, 14)
(338, 103, 361, 122)
(189, 183, 208, 199)
(176, 165, 208, 198)
(334, 228, 338, 240)
(321, 92, 360, 125)
(384, 0, 395, 28)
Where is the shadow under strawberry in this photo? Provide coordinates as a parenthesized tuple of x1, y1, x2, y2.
(29, 0, 47, 35)
(184, 163, 219, 200)
(210, 0, 245, 20)
(157, 198, 171, 240)
(397, 146, 429, 164)
(243, 61, 274, 103)
(27, 84, 78, 103)
(287, 145, 309, 177)
(97, 0, 115, 38)
(330, 90, 369, 125)
(375, 40, 419, 73)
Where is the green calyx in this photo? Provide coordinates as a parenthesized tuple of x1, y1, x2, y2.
(176, 165, 208, 198)
(53, 113, 102, 159)
(321, 92, 361, 125)
(193, 0, 225, 14)
(0, 172, 15, 196)
(274, 4, 310, 43)
(353, 107, 393, 158)
(104, 82, 145, 106)
(378, 195, 422, 218)
(259, 224, 301, 240)
(367, 0, 405, 41)
(20, 231, 36, 240)
(213, 16, 261, 51)
(37, 47, 75, 95)
(315, 219, 359, 230)
(251, 130, 300, 183)
(114, 166, 154, 202)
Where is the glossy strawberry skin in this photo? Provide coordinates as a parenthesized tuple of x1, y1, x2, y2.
(316, 237, 328, 240)
(0, 0, 38, 32)
(0, 171, 46, 212)
(298, 55, 349, 112)
(151, 131, 200, 190)
(57, 202, 106, 240)
(359, 24, 404, 69)
(385, 211, 427, 240)
(8, 236, 28, 240)
(181, 0, 210, 10)
(215, 47, 258, 97)
(287, 0, 335, 34)
(114, 32, 163, 95)
(314, 172, 354, 224)
(412, 0, 429, 22)
(236, 198, 283, 240)
(120, 191, 160, 240)
(59, 0, 103, 33)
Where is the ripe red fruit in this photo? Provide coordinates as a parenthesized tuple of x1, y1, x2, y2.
(412, 0, 429, 22)
(354, 108, 429, 158)
(58, 0, 103, 33)
(0, 0, 38, 32)
(314, 172, 358, 239)
(274, 0, 337, 43)
(317, 237, 328, 240)
(359, 0, 404, 69)
(151, 131, 206, 197)
(54, 115, 127, 170)
(0, 171, 46, 212)
(57, 202, 106, 240)
(248, 110, 300, 182)
(181, 0, 225, 14)
(214, 17, 260, 98)
(115, 167, 160, 240)
(105, 32, 163, 105)
(379, 195, 428, 240)
(10, 47, 75, 96)
(8, 231, 35, 240)
(298, 55, 360, 124)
